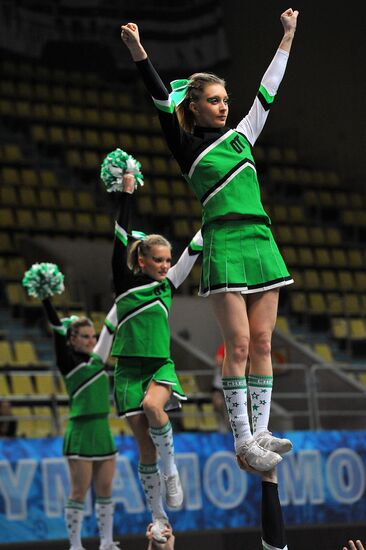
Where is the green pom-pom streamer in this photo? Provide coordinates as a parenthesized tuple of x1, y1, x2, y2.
(22, 262, 65, 300)
(100, 148, 144, 192)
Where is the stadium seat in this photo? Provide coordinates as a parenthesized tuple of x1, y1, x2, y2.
(0, 342, 15, 367)
(181, 403, 200, 431)
(34, 374, 57, 395)
(314, 343, 334, 363)
(200, 403, 218, 431)
(13, 341, 39, 366)
(10, 373, 34, 395)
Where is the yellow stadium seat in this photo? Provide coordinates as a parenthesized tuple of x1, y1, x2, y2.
(181, 403, 200, 431)
(347, 249, 364, 269)
(200, 403, 219, 431)
(51, 85, 67, 102)
(40, 169, 57, 187)
(1, 167, 19, 185)
(33, 406, 54, 437)
(290, 291, 307, 314)
(6, 257, 26, 279)
(39, 189, 57, 209)
(17, 208, 35, 229)
(155, 197, 171, 216)
(154, 178, 170, 195)
(331, 249, 347, 268)
(272, 205, 287, 223)
(314, 248, 331, 267)
(35, 210, 55, 229)
(135, 113, 150, 129)
(0, 232, 13, 252)
(76, 191, 94, 210)
(3, 144, 23, 162)
(75, 212, 93, 230)
(67, 106, 83, 123)
(66, 128, 83, 146)
(320, 270, 337, 291)
(49, 126, 65, 144)
(84, 129, 100, 147)
(0, 374, 10, 395)
(324, 227, 341, 246)
(95, 213, 112, 234)
(173, 219, 191, 238)
(344, 294, 361, 316)
(326, 293, 343, 316)
(308, 227, 325, 245)
(314, 343, 334, 363)
(350, 319, 366, 340)
(83, 151, 100, 169)
(137, 196, 153, 215)
(66, 149, 82, 168)
(59, 189, 75, 209)
(100, 131, 117, 149)
(135, 135, 152, 152)
(56, 211, 74, 231)
(189, 199, 202, 218)
(173, 199, 189, 215)
(13, 341, 39, 366)
(354, 272, 366, 292)
(308, 293, 327, 315)
(19, 188, 37, 207)
(152, 157, 169, 175)
(33, 102, 50, 119)
(10, 374, 34, 395)
(331, 318, 348, 340)
(276, 316, 290, 334)
(34, 374, 57, 395)
(303, 269, 320, 290)
(0, 342, 15, 366)
(0, 186, 17, 206)
(297, 248, 314, 266)
(0, 208, 16, 227)
(34, 83, 50, 100)
(21, 168, 39, 186)
(338, 271, 354, 292)
(281, 247, 297, 266)
(117, 132, 134, 150)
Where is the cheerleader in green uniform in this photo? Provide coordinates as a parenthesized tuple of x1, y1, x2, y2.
(22, 264, 119, 550)
(105, 167, 202, 543)
(120, 8, 299, 472)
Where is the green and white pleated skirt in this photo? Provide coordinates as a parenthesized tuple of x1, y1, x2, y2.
(199, 219, 293, 297)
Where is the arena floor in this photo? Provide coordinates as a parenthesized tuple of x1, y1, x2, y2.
(2, 523, 366, 550)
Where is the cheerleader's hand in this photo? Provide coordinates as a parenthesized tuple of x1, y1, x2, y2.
(343, 541, 365, 550)
(121, 22, 147, 61)
(122, 173, 135, 194)
(280, 8, 299, 35)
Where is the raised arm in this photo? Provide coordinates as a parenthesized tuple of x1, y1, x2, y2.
(42, 297, 71, 373)
(121, 22, 187, 165)
(235, 8, 299, 146)
(112, 175, 136, 296)
(167, 229, 203, 289)
(92, 304, 117, 364)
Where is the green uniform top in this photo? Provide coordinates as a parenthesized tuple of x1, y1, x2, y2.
(111, 192, 203, 358)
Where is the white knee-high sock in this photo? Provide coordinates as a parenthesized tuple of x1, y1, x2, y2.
(64, 498, 84, 550)
(248, 374, 273, 435)
(95, 496, 114, 548)
(150, 420, 177, 477)
(222, 377, 252, 451)
(138, 463, 168, 521)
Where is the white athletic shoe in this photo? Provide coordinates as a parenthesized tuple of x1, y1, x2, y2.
(163, 471, 183, 508)
(254, 430, 293, 456)
(100, 542, 120, 550)
(237, 439, 282, 472)
(151, 518, 170, 543)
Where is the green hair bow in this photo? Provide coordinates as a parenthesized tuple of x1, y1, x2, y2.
(131, 230, 147, 241)
(169, 78, 191, 107)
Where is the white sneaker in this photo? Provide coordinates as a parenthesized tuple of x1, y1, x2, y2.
(163, 471, 183, 508)
(237, 439, 282, 472)
(100, 543, 120, 550)
(151, 518, 170, 543)
(254, 430, 293, 456)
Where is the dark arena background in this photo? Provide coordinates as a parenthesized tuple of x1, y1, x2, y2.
(0, 1, 365, 549)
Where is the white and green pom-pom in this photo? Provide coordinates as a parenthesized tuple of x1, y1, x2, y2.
(22, 262, 65, 300)
(100, 148, 144, 192)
